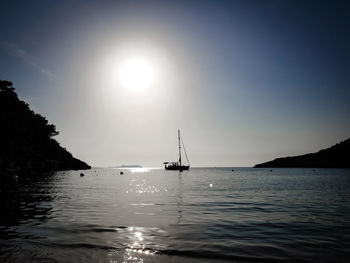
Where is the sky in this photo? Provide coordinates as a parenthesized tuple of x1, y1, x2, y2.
(1, 0, 349, 167)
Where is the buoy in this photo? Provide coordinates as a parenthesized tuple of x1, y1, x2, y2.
(80, 173, 85, 177)
(120, 171, 124, 175)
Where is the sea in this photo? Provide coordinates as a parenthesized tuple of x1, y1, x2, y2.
(1, 167, 350, 263)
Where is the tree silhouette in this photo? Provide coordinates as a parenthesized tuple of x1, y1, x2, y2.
(0, 80, 90, 176)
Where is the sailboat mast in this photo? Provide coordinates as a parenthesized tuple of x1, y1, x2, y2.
(178, 129, 182, 166)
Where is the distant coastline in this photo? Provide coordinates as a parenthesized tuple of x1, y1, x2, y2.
(109, 165, 143, 168)
(254, 138, 350, 168)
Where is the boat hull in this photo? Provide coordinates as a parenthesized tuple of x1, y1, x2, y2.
(165, 165, 190, 171)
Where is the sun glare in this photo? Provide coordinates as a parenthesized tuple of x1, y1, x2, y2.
(119, 58, 154, 91)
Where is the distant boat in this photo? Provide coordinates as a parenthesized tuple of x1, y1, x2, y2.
(164, 130, 190, 171)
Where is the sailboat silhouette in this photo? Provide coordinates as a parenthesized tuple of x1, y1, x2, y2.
(163, 130, 190, 171)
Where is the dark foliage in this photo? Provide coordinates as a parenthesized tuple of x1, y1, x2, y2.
(254, 138, 350, 168)
(0, 80, 90, 176)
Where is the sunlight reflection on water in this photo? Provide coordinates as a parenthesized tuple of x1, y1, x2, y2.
(107, 226, 161, 263)
(130, 168, 151, 173)
(126, 178, 165, 194)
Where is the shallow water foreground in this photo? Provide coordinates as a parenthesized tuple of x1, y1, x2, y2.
(1, 167, 350, 262)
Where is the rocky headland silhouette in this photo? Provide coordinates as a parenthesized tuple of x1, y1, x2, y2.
(0, 80, 90, 177)
(255, 138, 350, 168)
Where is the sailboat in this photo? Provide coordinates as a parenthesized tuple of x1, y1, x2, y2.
(164, 130, 190, 171)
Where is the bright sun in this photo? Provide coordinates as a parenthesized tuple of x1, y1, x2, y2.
(119, 58, 154, 91)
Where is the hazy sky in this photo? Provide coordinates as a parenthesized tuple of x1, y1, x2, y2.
(1, 0, 349, 167)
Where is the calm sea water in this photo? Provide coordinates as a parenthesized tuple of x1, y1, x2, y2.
(1, 168, 350, 262)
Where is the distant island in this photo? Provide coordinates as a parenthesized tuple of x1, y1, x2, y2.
(0, 80, 90, 177)
(254, 138, 350, 168)
(110, 165, 143, 168)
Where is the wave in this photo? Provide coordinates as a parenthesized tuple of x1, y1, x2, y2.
(156, 249, 303, 263)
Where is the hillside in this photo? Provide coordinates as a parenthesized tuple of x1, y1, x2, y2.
(0, 80, 90, 176)
(254, 138, 350, 168)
